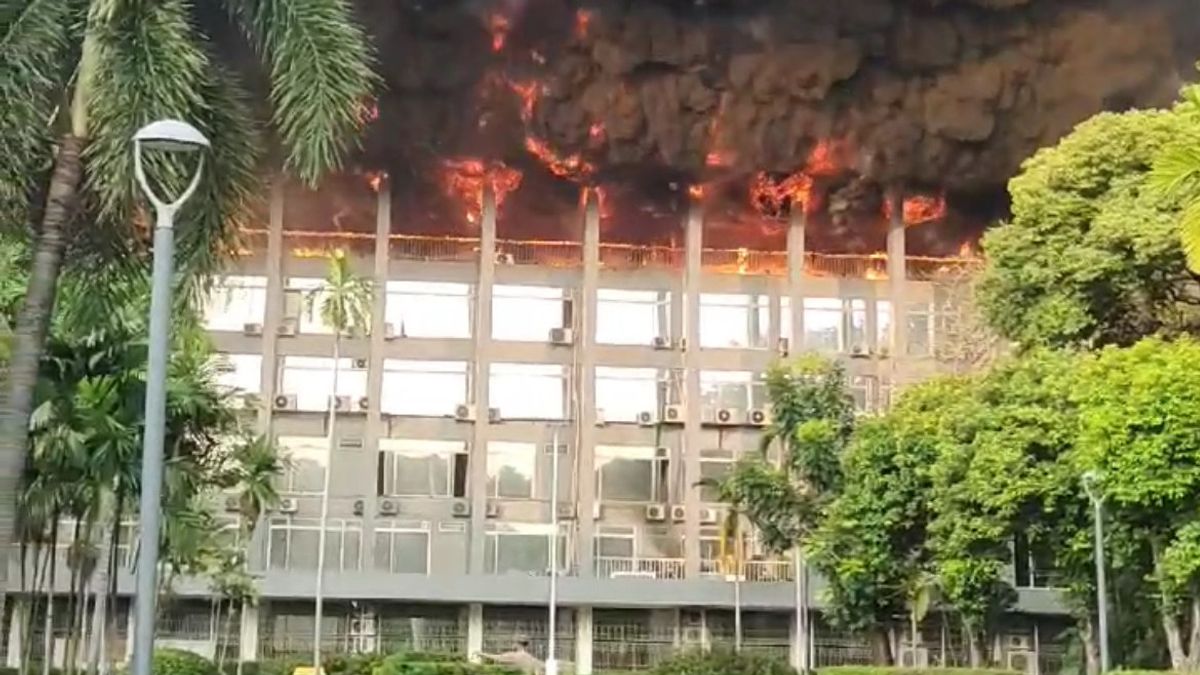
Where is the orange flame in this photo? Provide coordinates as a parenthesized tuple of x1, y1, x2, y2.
(441, 159, 523, 224)
(864, 267, 887, 281)
(706, 151, 733, 168)
(958, 241, 974, 258)
(806, 140, 842, 177)
(589, 122, 606, 144)
(884, 194, 948, 225)
(575, 9, 593, 40)
(688, 184, 705, 199)
(488, 13, 510, 52)
(750, 171, 813, 218)
(509, 80, 540, 123)
(524, 136, 593, 181)
(365, 171, 385, 193)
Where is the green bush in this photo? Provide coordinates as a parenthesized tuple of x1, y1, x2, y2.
(819, 668, 1015, 675)
(151, 649, 221, 675)
(374, 654, 517, 675)
(325, 653, 385, 675)
(649, 650, 796, 675)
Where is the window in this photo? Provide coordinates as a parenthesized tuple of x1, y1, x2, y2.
(848, 376, 876, 413)
(378, 439, 468, 498)
(488, 442, 536, 499)
(373, 520, 431, 574)
(490, 363, 567, 420)
(279, 356, 368, 411)
(699, 294, 769, 349)
(877, 300, 893, 352)
(597, 289, 669, 345)
(595, 368, 659, 423)
(277, 436, 327, 494)
(212, 353, 262, 394)
(700, 371, 766, 410)
(203, 276, 267, 331)
(484, 522, 567, 575)
(906, 303, 933, 356)
(381, 360, 468, 417)
(267, 517, 362, 571)
(848, 299, 868, 352)
(594, 526, 635, 559)
(385, 281, 471, 339)
(802, 298, 843, 352)
(595, 446, 667, 503)
(699, 448, 737, 503)
(492, 285, 570, 342)
(285, 278, 338, 335)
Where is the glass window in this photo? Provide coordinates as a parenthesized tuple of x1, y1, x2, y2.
(385, 281, 471, 339)
(490, 363, 566, 420)
(595, 446, 667, 503)
(379, 439, 468, 498)
(849, 376, 876, 413)
(492, 285, 570, 342)
(596, 289, 668, 346)
(203, 276, 267, 331)
(285, 278, 338, 335)
(595, 367, 659, 423)
(700, 371, 766, 410)
(699, 448, 737, 503)
(594, 526, 635, 559)
(267, 518, 362, 572)
(877, 300, 893, 353)
(277, 436, 327, 494)
(700, 294, 769, 349)
(373, 521, 431, 574)
(212, 353, 262, 394)
(906, 303, 932, 357)
(848, 299, 868, 352)
(279, 356, 368, 411)
(802, 298, 843, 352)
(381, 360, 468, 417)
(484, 522, 566, 575)
(488, 442, 536, 499)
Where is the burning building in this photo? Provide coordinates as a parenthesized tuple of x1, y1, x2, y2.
(13, 0, 1195, 669)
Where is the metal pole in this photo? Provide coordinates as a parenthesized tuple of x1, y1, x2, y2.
(734, 573, 742, 652)
(131, 206, 176, 675)
(794, 547, 806, 673)
(547, 430, 559, 675)
(1092, 496, 1110, 674)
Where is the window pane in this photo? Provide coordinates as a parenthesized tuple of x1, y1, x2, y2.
(493, 286, 567, 342)
(278, 437, 327, 494)
(386, 281, 471, 338)
(595, 367, 658, 423)
(488, 442, 536, 499)
(877, 300, 893, 352)
(700, 294, 768, 349)
(213, 353, 262, 394)
(848, 299, 868, 351)
(381, 360, 467, 417)
(376, 531, 430, 574)
(906, 304, 931, 356)
(495, 534, 549, 575)
(490, 363, 565, 420)
(597, 290, 664, 345)
(203, 276, 267, 331)
(288, 528, 320, 570)
(699, 461, 731, 502)
(380, 439, 464, 497)
(596, 446, 658, 502)
(286, 278, 338, 335)
(280, 357, 368, 411)
(803, 298, 842, 352)
(596, 536, 634, 558)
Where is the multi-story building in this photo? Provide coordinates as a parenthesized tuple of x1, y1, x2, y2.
(3, 184, 1067, 672)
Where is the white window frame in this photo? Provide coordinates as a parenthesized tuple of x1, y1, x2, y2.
(203, 275, 267, 331)
(699, 293, 769, 349)
(385, 281, 472, 339)
(378, 439, 467, 498)
(266, 517, 363, 572)
(373, 519, 432, 575)
(596, 289, 669, 346)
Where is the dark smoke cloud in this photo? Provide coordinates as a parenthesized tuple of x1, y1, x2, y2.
(357, 0, 1199, 250)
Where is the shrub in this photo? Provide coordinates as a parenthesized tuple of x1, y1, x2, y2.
(650, 650, 796, 675)
(151, 649, 221, 675)
(374, 654, 517, 675)
(819, 668, 1015, 675)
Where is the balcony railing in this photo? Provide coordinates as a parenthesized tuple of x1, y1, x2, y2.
(595, 556, 685, 580)
(699, 559, 795, 582)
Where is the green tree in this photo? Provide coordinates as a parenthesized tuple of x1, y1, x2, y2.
(0, 0, 376, 571)
(1150, 82, 1200, 268)
(977, 109, 1197, 349)
(308, 249, 371, 669)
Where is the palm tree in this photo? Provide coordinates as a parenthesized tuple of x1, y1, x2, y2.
(1150, 83, 1200, 268)
(0, 0, 377, 569)
(308, 249, 371, 670)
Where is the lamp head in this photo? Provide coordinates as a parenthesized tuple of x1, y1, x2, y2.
(133, 119, 210, 153)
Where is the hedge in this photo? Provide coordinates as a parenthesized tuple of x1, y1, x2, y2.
(649, 650, 796, 675)
(820, 669, 1014, 675)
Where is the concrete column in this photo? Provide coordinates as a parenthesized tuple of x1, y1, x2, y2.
(125, 609, 136, 661)
(786, 209, 805, 352)
(885, 189, 907, 360)
(258, 179, 286, 434)
(574, 606, 594, 675)
(6, 598, 23, 668)
(576, 191, 601, 577)
(682, 202, 703, 578)
(467, 603, 485, 661)
(361, 177, 391, 571)
(239, 603, 259, 663)
(468, 188, 498, 575)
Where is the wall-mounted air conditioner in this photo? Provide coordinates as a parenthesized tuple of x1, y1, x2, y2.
(383, 323, 398, 340)
(699, 507, 719, 525)
(332, 395, 352, 412)
(555, 503, 577, 520)
(595, 409, 606, 427)
(1007, 651, 1033, 674)
(707, 407, 737, 426)
(352, 357, 369, 370)
(277, 498, 299, 514)
(1007, 635, 1032, 651)
(637, 411, 656, 427)
(451, 499, 471, 517)
(277, 318, 298, 337)
(747, 408, 769, 426)
(652, 336, 672, 350)
(488, 407, 502, 423)
(243, 322, 264, 337)
(670, 504, 687, 522)
(485, 501, 501, 518)
(849, 344, 869, 358)
(663, 404, 685, 424)
(273, 394, 298, 411)
(378, 499, 400, 516)
(455, 404, 476, 422)
(549, 327, 574, 345)
(777, 337, 790, 355)
(352, 499, 365, 516)
(644, 504, 667, 522)
(357, 396, 370, 412)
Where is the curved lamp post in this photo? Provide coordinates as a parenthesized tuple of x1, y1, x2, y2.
(1081, 470, 1110, 674)
(131, 119, 209, 675)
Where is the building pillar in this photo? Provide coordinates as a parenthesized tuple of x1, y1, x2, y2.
(467, 603, 484, 661)
(574, 607, 593, 675)
(361, 177, 391, 571)
(786, 209, 805, 354)
(239, 603, 260, 663)
(125, 609, 136, 661)
(682, 201, 703, 578)
(6, 598, 23, 668)
(576, 191, 601, 578)
(885, 189, 908, 362)
(468, 187, 498, 575)
(258, 179, 286, 435)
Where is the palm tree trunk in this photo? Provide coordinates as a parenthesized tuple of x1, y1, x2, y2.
(100, 498, 122, 675)
(312, 335, 341, 671)
(86, 518, 114, 675)
(20, 542, 50, 675)
(43, 520, 60, 675)
(63, 520, 82, 675)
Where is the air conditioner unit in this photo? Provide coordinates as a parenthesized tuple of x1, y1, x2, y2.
(699, 507, 720, 525)
(850, 344, 868, 358)
(644, 504, 667, 522)
(357, 396, 370, 412)
(485, 501, 501, 518)
(747, 408, 769, 426)
(877, 345, 892, 358)
(277, 319, 298, 337)
(277, 498, 299, 514)
(488, 407, 502, 423)
(663, 404, 685, 424)
(243, 322, 264, 336)
(777, 337, 790, 355)
(595, 409, 606, 427)
(670, 504, 687, 522)
(378, 499, 400, 516)
(898, 647, 929, 668)
(1007, 651, 1033, 674)
(652, 336, 672, 350)
(333, 395, 352, 411)
(555, 503, 577, 520)
(383, 323, 398, 340)
(273, 394, 298, 411)
(1007, 635, 1033, 651)
(352, 357, 369, 369)
(224, 495, 241, 513)
(454, 404, 476, 422)
(710, 407, 737, 426)
(352, 499, 365, 516)
(549, 327, 574, 345)
(678, 337, 688, 351)
(451, 499, 471, 517)
(637, 410, 656, 427)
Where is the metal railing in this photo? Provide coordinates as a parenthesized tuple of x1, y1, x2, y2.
(806, 252, 889, 279)
(496, 239, 582, 267)
(598, 243, 685, 271)
(698, 559, 795, 582)
(594, 556, 686, 580)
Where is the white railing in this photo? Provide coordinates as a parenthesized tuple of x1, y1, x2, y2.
(595, 556, 685, 580)
(699, 559, 795, 582)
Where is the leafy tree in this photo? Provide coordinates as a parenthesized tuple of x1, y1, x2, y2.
(0, 0, 377, 571)
(977, 109, 1198, 349)
(1150, 81, 1200, 268)
(309, 249, 372, 669)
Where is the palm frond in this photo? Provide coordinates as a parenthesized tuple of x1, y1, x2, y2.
(226, 0, 376, 185)
(1150, 126, 1200, 271)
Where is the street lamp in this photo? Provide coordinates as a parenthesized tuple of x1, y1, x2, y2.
(1081, 470, 1110, 674)
(131, 119, 209, 675)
